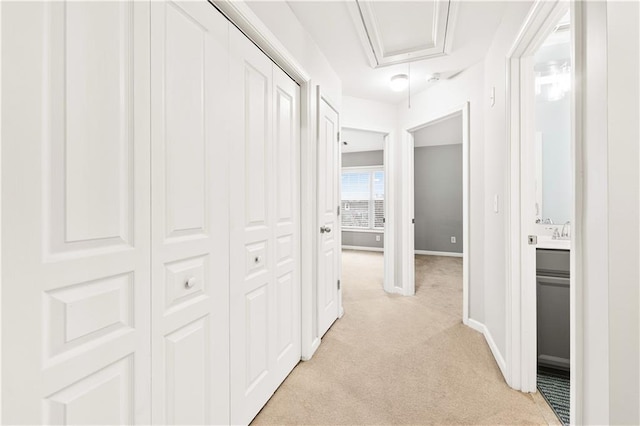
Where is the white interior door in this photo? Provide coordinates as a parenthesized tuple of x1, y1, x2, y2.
(317, 97, 340, 337)
(150, 2, 229, 424)
(2, 2, 151, 423)
(228, 25, 301, 425)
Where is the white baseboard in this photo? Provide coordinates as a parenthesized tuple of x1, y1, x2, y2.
(415, 250, 463, 257)
(342, 245, 384, 252)
(464, 319, 507, 380)
(483, 325, 507, 379)
(301, 337, 321, 362)
(466, 318, 485, 334)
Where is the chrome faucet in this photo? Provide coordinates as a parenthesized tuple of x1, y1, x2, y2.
(561, 221, 571, 238)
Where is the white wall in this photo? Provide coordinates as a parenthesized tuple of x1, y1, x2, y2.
(396, 61, 485, 321)
(245, 2, 341, 108)
(480, 0, 534, 364)
(604, 1, 639, 424)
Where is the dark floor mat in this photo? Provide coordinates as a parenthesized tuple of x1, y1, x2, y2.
(537, 369, 570, 425)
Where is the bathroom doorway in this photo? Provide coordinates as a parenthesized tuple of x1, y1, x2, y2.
(506, 2, 577, 425)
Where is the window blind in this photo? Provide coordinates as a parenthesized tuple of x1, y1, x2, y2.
(341, 168, 384, 230)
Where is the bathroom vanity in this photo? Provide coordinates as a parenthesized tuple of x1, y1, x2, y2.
(536, 248, 570, 371)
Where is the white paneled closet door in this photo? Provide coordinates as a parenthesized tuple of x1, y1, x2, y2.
(229, 26, 301, 425)
(2, 2, 151, 423)
(150, 1, 230, 424)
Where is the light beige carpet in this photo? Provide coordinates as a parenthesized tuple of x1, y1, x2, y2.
(252, 250, 560, 425)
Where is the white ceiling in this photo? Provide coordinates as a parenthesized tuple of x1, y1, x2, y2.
(342, 128, 385, 153)
(286, 1, 508, 104)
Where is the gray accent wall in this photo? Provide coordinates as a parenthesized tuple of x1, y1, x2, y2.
(341, 149, 384, 249)
(342, 150, 383, 167)
(414, 144, 463, 253)
(342, 231, 383, 249)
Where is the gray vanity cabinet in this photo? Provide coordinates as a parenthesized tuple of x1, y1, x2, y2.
(537, 249, 570, 371)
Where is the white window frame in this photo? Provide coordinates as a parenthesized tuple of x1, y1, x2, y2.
(341, 165, 384, 231)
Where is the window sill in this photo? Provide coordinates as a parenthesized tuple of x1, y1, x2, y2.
(342, 229, 384, 234)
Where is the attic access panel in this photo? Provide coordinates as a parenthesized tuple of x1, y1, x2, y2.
(347, 0, 455, 68)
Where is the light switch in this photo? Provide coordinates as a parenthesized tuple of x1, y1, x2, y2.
(493, 194, 499, 213)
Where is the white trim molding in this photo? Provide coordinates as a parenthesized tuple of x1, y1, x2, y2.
(466, 319, 507, 378)
(415, 250, 462, 258)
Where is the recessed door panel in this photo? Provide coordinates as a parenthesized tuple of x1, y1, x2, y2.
(164, 2, 207, 239)
(276, 89, 295, 223)
(44, 356, 133, 425)
(45, 1, 134, 255)
(165, 317, 210, 425)
(276, 272, 294, 358)
(245, 66, 270, 227)
(63, 2, 132, 246)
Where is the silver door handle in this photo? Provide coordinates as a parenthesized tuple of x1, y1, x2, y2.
(320, 226, 332, 234)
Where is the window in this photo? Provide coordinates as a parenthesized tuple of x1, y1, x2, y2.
(341, 167, 384, 230)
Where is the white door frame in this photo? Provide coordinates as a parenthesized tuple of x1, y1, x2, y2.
(402, 102, 470, 324)
(210, 0, 324, 361)
(341, 126, 394, 294)
(505, 0, 582, 423)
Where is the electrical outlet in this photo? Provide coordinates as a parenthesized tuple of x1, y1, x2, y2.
(451, 236, 456, 244)
(375, 235, 381, 242)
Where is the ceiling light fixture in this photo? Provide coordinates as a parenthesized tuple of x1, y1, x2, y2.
(390, 74, 409, 92)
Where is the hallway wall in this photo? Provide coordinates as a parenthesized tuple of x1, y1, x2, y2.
(601, 1, 640, 423)
(480, 0, 535, 372)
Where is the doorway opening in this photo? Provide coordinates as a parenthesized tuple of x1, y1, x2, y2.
(339, 128, 389, 296)
(411, 113, 464, 308)
(506, 1, 578, 425)
(403, 103, 470, 323)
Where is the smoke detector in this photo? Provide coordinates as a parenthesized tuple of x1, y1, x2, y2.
(426, 73, 441, 83)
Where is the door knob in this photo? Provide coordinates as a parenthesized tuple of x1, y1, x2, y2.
(185, 277, 197, 289)
(320, 226, 332, 234)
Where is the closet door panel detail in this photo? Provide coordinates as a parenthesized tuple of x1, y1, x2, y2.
(230, 26, 301, 425)
(272, 68, 301, 372)
(2, 2, 151, 423)
(150, 1, 229, 424)
(229, 28, 274, 425)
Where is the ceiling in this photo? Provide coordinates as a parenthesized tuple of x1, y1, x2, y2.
(286, 1, 508, 104)
(342, 128, 385, 153)
(413, 113, 462, 148)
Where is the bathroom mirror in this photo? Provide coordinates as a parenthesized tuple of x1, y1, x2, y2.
(533, 12, 572, 226)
